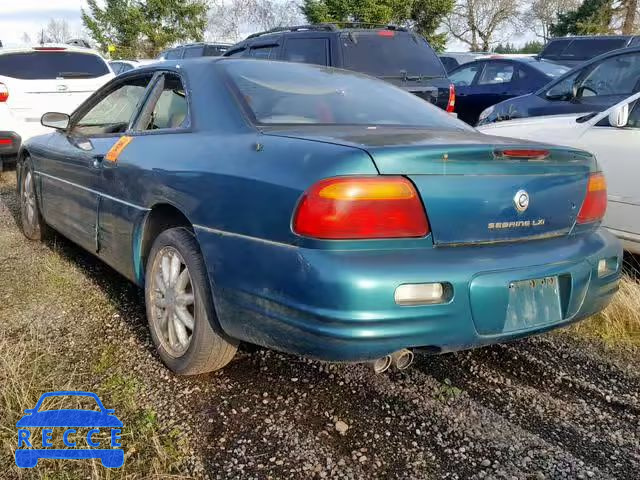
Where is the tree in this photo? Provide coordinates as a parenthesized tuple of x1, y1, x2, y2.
(618, 0, 638, 34)
(446, 0, 520, 52)
(44, 18, 72, 43)
(522, 0, 579, 42)
(21, 32, 32, 45)
(300, 0, 454, 51)
(550, 0, 615, 36)
(82, 0, 208, 58)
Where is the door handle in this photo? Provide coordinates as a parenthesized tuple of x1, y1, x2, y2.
(92, 154, 105, 168)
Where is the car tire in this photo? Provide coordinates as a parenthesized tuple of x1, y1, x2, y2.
(19, 161, 48, 241)
(145, 227, 238, 375)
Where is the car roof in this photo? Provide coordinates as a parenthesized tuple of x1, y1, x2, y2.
(0, 44, 105, 56)
(243, 23, 408, 41)
(546, 35, 637, 41)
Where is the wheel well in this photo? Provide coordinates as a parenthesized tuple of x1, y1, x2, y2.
(140, 204, 194, 273)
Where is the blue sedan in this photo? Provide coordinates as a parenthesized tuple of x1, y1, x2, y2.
(17, 59, 621, 375)
(449, 57, 569, 125)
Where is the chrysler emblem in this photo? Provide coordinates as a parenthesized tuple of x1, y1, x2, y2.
(514, 190, 529, 212)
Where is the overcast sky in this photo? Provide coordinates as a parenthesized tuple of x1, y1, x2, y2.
(0, 1, 531, 52)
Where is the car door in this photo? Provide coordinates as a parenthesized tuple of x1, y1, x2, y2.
(38, 73, 154, 252)
(577, 99, 640, 244)
(96, 71, 191, 279)
(470, 61, 517, 123)
(448, 62, 483, 124)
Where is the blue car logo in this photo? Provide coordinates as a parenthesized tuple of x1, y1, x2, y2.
(15, 391, 123, 468)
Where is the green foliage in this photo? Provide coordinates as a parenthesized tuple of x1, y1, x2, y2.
(82, 0, 207, 59)
(493, 41, 544, 54)
(300, 0, 454, 51)
(550, 0, 614, 37)
(519, 41, 544, 54)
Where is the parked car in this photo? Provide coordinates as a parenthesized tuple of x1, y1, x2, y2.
(438, 52, 491, 73)
(224, 24, 455, 112)
(17, 59, 621, 375)
(109, 59, 156, 75)
(478, 92, 640, 254)
(0, 45, 113, 170)
(539, 35, 640, 67)
(157, 42, 231, 60)
(478, 46, 640, 126)
(448, 57, 569, 125)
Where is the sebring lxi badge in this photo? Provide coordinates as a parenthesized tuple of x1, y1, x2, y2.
(488, 189, 546, 230)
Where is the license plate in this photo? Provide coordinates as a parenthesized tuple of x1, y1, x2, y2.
(504, 276, 562, 332)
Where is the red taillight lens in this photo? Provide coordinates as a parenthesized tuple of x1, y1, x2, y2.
(577, 173, 607, 224)
(293, 176, 429, 239)
(377, 30, 395, 37)
(0, 83, 8, 102)
(446, 84, 455, 113)
(0, 138, 12, 145)
(498, 149, 550, 159)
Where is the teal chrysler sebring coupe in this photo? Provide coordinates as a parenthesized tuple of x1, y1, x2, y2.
(16, 59, 622, 375)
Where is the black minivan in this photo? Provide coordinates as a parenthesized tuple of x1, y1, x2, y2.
(224, 24, 455, 112)
(539, 35, 640, 67)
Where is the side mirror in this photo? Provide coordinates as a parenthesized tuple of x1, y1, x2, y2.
(608, 104, 629, 128)
(41, 112, 70, 130)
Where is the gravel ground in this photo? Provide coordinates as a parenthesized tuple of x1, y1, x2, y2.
(1, 170, 639, 480)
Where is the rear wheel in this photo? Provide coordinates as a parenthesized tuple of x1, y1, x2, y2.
(145, 227, 238, 374)
(19, 163, 47, 241)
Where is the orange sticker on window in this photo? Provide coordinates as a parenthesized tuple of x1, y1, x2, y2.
(105, 136, 133, 162)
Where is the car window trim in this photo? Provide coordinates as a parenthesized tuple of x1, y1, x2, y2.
(68, 71, 158, 139)
(129, 70, 193, 135)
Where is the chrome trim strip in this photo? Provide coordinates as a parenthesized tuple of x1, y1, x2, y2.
(35, 171, 150, 211)
(438, 229, 570, 248)
(193, 224, 297, 249)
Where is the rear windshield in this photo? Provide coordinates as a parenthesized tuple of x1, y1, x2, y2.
(541, 38, 629, 61)
(0, 51, 109, 79)
(222, 60, 471, 130)
(340, 31, 446, 78)
(540, 39, 572, 58)
(529, 60, 570, 77)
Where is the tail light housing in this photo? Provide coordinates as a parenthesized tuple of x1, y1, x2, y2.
(577, 172, 607, 224)
(0, 83, 8, 102)
(293, 176, 429, 239)
(446, 84, 455, 113)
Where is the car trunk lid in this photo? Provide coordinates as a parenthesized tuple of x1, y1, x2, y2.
(264, 126, 596, 246)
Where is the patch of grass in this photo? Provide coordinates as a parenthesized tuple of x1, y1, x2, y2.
(570, 275, 640, 349)
(93, 345, 120, 375)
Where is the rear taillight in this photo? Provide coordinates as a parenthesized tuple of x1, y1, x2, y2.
(293, 176, 429, 239)
(0, 83, 8, 102)
(577, 173, 607, 224)
(497, 149, 550, 159)
(446, 84, 455, 113)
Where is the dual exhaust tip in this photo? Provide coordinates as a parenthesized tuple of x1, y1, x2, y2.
(371, 348, 414, 374)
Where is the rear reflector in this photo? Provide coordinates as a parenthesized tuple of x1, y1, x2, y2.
(498, 149, 550, 159)
(293, 176, 429, 239)
(0, 83, 8, 102)
(577, 172, 607, 224)
(395, 283, 446, 306)
(446, 84, 455, 113)
(377, 30, 395, 37)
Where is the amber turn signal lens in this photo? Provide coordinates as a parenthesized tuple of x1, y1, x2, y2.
(577, 172, 607, 224)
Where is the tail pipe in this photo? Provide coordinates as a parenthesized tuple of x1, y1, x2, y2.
(391, 348, 414, 370)
(371, 355, 392, 374)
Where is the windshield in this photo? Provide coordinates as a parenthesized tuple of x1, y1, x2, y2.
(340, 31, 446, 78)
(0, 51, 109, 79)
(222, 60, 471, 130)
(530, 60, 570, 78)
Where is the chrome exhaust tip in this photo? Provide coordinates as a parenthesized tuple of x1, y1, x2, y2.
(371, 355, 393, 374)
(391, 348, 414, 370)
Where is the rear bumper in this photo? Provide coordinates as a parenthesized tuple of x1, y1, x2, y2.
(196, 227, 622, 362)
(0, 131, 21, 155)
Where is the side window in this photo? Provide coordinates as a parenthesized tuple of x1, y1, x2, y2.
(73, 75, 153, 136)
(516, 67, 528, 82)
(449, 63, 481, 86)
(283, 38, 328, 66)
(226, 48, 246, 57)
(121, 63, 134, 73)
(477, 63, 514, 85)
(183, 46, 204, 58)
(249, 46, 275, 59)
(110, 62, 123, 75)
(165, 49, 182, 60)
(139, 74, 188, 130)
(628, 100, 640, 128)
(579, 53, 640, 96)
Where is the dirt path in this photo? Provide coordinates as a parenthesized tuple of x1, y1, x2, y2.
(1, 170, 639, 480)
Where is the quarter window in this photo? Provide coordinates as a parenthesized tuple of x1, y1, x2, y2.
(283, 38, 328, 66)
(140, 74, 188, 130)
(73, 75, 153, 136)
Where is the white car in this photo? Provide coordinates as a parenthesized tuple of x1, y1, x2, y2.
(109, 59, 157, 75)
(479, 92, 640, 253)
(0, 45, 114, 168)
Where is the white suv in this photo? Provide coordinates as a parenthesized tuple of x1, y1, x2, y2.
(0, 45, 114, 169)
